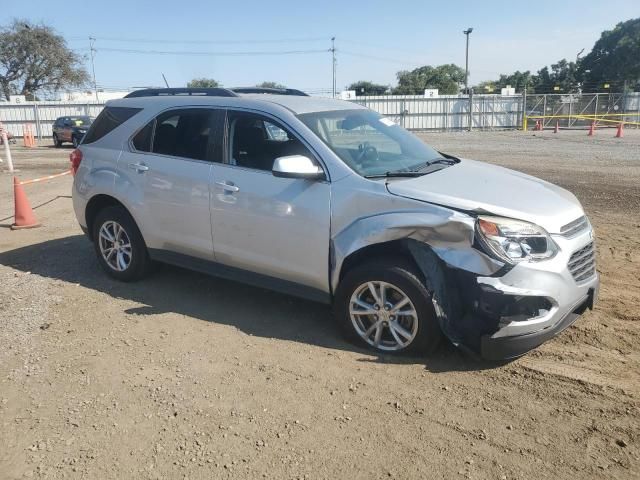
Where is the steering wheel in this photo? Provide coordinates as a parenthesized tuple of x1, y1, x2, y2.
(356, 142, 379, 165)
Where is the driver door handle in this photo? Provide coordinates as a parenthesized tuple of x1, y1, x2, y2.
(128, 162, 149, 173)
(215, 181, 240, 193)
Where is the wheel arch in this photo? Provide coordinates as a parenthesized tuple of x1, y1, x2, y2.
(85, 194, 134, 241)
(334, 237, 465, 347)
(337, 239, 418, 284)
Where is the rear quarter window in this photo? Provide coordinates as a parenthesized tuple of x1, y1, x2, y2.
(82, 106, 141, 144)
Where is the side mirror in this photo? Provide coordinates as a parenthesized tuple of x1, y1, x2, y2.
(272, 155, 325, 180)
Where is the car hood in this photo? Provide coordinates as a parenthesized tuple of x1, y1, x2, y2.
(385, 159, 584, 234)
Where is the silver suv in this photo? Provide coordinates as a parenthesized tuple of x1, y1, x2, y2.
(71, 87, 599, 360)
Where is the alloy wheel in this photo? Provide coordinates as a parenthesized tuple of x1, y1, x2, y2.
(98, 221, 132, 272)
(349, 281, 419, 351)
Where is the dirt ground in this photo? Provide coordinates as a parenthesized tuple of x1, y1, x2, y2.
(0, 130, 638, 480)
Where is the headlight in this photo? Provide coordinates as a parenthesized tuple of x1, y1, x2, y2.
(476, 216, 557, 264)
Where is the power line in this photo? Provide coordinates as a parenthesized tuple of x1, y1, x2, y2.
(94, 47, 329, 56)
(68, 35, 328, 45)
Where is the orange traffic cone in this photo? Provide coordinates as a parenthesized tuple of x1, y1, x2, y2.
(615, 123, 624, 138)
(11, 177, 40, 230)
(587, 122, 595, 136)
(554, 121, 559, 133)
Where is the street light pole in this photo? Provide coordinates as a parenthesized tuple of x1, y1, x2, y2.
(330, 36, 336, 98)
(89, 36, 98, 102)
(463, 28, 473, 94)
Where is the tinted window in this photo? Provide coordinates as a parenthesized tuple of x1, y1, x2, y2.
(132, 120, 153, 152)
(83, 107, 141, 144)
(151, 109, 214, 161)
(228, 111, 312, 171)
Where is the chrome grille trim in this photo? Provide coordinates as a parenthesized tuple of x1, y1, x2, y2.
(568, 242, 596, 282)
(560, 216, 589, 238)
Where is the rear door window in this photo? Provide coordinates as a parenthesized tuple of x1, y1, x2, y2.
(132, 121, 154, 152)
(83, 106, 141, 144)
(151, 109, 216, 161)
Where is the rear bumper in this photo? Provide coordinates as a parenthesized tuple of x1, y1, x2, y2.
(479, 286, 597, 360)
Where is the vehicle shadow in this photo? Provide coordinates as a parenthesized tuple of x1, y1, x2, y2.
(0, 234, 499, 373)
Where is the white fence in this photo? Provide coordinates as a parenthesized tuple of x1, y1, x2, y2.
(0, 102, 104, 138)
(1, 93, 639, 139)
(351, 94, 523, 130)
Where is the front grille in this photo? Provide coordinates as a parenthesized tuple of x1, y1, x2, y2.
(568, 242, 596, 282)
(561, 216, 589, 238)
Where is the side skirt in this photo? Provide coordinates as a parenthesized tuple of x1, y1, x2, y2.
(148, 249, 332, 305)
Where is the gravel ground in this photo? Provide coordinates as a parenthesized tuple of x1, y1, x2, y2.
(0, 130, 639, 480)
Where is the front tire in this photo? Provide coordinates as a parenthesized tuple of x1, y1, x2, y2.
(72, 136, 79, 148)
(334, 258, 443, 355)
(53, 134, 62, 147)
(92, 206, 150, 281)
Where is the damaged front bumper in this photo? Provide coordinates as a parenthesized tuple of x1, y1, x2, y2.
(479, 286, 596, 360)
(454, 228, 599, 360)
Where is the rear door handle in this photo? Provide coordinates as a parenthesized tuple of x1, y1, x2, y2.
(215, 181, 239, 193)
(128, 162, 149, 173)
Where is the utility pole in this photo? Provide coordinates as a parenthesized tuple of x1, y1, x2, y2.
(330, 37, 336, 98)
(89, 37, 98, 102)
(463, 28, 473, 94)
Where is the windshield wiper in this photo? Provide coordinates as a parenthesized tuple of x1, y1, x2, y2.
(427, 157, 456, 166)
(364, 171, 427, 179)
(412, 157, 457, 170)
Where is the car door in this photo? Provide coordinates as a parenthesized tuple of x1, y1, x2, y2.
(210, 109, 331, 294)
(118, 107, 221, 260)
(62, 117, 74, 142)
(52, 118, 61, 138)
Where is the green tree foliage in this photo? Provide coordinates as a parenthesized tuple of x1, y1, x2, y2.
(474, 60, 583, 94)
(474, 18, 639, 94)
(394, 64, 465, 95)
(187, 78, 220, 88)
(580, 17, 640, 92)
(347, 80, 389, 96)
(0, 19, 88, 100)
(475, 71, 536, 93)
(535, 59, 582, 93)
(256, 81, 286, 89)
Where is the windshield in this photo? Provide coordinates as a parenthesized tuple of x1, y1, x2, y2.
(70, 116, 93, 127)
(297, 109, 448, 177)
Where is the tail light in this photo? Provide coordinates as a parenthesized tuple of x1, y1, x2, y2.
(70, 148, 82, 175)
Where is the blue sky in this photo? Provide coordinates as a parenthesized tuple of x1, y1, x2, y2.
(2, 0, 639, 93)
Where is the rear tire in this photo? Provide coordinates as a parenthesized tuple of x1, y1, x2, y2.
(92, 206, 150, 281)
(53, 134, 62, 147)
(334, 258, 443, 355)
(72, 136, 79, 148)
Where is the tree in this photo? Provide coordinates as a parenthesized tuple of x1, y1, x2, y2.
(474, 71, 537, 93)
(187, 78, 219, 88)
(580, 17, 640, 92)
(256, 81, 286, 89)
(347, 80, 389, 96)
(0, 19, 88, 100)
(393, 64, 465, 95)
(532, 59, 582, 93)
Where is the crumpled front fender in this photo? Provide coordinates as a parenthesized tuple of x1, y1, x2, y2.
(330, 210, 503, 293)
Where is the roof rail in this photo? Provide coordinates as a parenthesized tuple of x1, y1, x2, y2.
(124, 88, 238, 98)
(231, 87, 309, 97)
